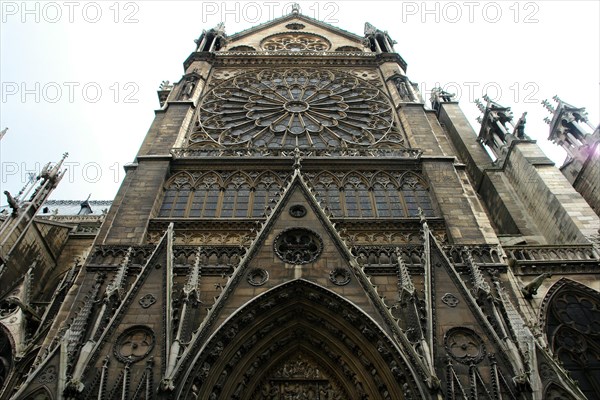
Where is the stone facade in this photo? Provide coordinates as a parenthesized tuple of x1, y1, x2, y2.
(1, 9, 599, 400)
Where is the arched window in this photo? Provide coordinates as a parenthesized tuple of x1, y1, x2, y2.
(159, 172, 194, 217)
(251, 173, 283, 217)
(372, 173, 405, 217)
(159, 171, 290, 218)
(311, 172, 342, 217)
(189, 172, 221, 218)
(342, 173, 373, 217)
(308, 171, 436, 219)
(400, 172, 434, 217)
(221, 173, 252, 218)
(544, 280, 600, 398)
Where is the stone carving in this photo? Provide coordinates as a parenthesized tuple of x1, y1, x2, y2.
(37, 365, 57, 383)
(179, 76, 197, 100)
(227, 45, 256, 52)
(247, 268, 269, 286)
(261, 33, 331, 51)
(336, 46, 362, 52)
(273, 354, 321, 379)
(0, 298, 18, 318)
(329, 268, 351, 286)
(444, 327, 486, 364)
(285, 23, 305, 30)
(139, 293, 157, 308)
(114, 325, 155, 363)
(192, 68, 401, 150)
(441, 293, 459, 308)
(274, 228, 323, 264)
(289, 204, 307, 218)
(521, 272, 552, 299)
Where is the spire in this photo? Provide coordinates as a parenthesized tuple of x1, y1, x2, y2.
(475, 96, 530, 163)
(543, 96, 597, 164)
(363, 22, 396, 53)
(78, 194, 93, 215)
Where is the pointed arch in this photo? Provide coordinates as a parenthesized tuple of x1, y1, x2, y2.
(159, 171, 196, 217)
(23, 386, 53, 400)
(177, 279, 427, 399)
(543, 382, 578, 400)
(398, 171, 435, 217)
(188, 171, 224, 218)
(250, 171, 287, 218)
(221, 171, 253, 218)
(164, 171, 196, 189)
(541, 278, 600, 398)
(341, 172, 373, 217)
(307, 171, 343, 217)
(370, 171, 405, 217)
(0, 325, 14, 392)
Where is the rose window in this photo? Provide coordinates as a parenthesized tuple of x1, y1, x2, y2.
(261, 33, 330, 51)
(192, 68, 401, 149)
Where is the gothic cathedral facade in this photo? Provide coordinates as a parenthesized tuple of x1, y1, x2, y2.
(1, 8, 600, 400)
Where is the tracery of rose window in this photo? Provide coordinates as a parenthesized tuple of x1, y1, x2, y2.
(190, 68, 403, 150)
(260, 33, 331, 51)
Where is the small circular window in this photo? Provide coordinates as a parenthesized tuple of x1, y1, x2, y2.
(274, 228, 323, 264)
(289, 204, 307, 218)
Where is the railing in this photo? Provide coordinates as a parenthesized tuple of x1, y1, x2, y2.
(170, 147, 422, 159)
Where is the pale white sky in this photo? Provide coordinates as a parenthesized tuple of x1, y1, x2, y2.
(1, 1, 598, 204)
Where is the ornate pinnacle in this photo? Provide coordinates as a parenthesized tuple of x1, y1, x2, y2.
(183, 247, 202, 302)
(364, 22, 377, 35)
(541, 99, 556, 114)
(474, 98, 486, 113)
(395, 247, 415, 296)
(552, 95, 562, 103)
(543, 117, 552, 125)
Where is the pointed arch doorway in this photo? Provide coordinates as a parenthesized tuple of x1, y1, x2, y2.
(178, 279, 426, 399)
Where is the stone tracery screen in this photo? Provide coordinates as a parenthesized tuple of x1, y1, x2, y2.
(260, 33, 331, 51)
(189, 68, 405, 151)
(158, 170, 435, 219)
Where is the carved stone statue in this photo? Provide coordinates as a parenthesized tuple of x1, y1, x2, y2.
(4, 190, 19, 216)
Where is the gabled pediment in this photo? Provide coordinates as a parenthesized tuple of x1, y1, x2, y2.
(223, 13, 367, 52)
(170, 170, 435, 397)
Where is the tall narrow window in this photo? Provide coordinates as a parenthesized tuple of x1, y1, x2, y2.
(343, 174, 372, 218)
(401, 173, 434, 217)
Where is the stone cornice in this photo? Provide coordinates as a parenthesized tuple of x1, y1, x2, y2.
(184, 50, 407, 70)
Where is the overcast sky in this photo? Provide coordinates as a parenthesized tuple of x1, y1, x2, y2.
(1, 0, 598, 204)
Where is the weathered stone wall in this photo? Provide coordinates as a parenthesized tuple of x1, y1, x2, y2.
(504, 144, 599, 243)
(423, 160, 498, 245)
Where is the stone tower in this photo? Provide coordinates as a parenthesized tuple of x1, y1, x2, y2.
(2, 8, 599, 400)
